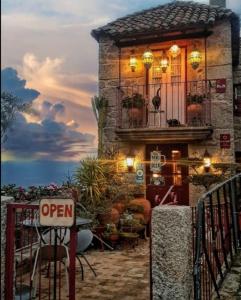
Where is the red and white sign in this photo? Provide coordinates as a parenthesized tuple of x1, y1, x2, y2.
(216, 79, 226, 93)
(220, 133, 231, 149)
(40, 198, 75, 227)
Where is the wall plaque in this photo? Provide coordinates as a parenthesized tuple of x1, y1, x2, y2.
(216, 79, 226, 93)
(136, 163, 145, 184)
(220, 133, 231, 149)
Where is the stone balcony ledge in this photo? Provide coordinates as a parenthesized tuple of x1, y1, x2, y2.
(115, 126, 213, 142)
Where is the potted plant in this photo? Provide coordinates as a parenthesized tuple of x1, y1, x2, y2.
(186, 93, 205, 113)
(122, 93, 145, 125)
(103, 223, 119, 242)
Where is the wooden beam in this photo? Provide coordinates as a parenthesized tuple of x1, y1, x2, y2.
(115, 30, 212, 48)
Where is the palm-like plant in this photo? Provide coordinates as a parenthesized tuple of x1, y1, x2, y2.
(74, 157, 108, 205)
(91, 95, 108, 157)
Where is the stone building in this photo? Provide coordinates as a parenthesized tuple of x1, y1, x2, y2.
(92, 0, 241, 205)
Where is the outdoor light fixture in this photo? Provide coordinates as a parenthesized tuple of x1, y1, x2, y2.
(203, 149, 212, 172)
(189, 48, 202, 70)
(169, 44, 181, 58)
(160, 52, 169, 73)
(142, 49, 154, 69)
(126, 155, 135, 172)
(129, 50, 137, 72)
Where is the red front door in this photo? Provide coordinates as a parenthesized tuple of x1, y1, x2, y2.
(146, 144, 189, 206)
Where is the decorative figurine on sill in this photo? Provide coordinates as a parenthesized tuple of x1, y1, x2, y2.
(152, 87, 161, 111)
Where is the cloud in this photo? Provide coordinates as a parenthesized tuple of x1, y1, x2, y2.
(1, 67, 40, 103)
(1, 67, 97, 161)
(3, 109, 95, 161)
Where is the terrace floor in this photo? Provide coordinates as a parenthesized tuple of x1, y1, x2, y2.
(75, 239, 150, 300)
(18, 239, 150, 300)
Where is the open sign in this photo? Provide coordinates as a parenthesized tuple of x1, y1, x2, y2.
(40, 198, 75, 227)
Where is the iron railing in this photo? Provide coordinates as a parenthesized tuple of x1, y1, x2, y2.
(117, 80, 212, 129)
(193, 174, 241, 300)
(5, 203, 77, 300)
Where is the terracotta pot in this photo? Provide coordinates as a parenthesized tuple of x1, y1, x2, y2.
(128, 108, 142, 121)
(187, 104, 203, 114)
(98, 208, 120, 225)
(129, 198, 151, 224)
(113, 202, 125, 214)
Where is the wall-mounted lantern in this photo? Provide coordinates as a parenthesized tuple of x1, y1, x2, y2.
(203, 149, 212, 172)
(160, 51, 169, 73)
(129, 50, 137, 72)
(126, 154, 135, 172)
(142, 49, 154, 70)
(189, 49, 202, 70)
(169, 44, 181, 58)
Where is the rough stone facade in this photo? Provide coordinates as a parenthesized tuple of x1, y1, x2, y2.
(98, 9, 240, 205)
(1, 196, 14, 299)
(151, 206, 193, 299)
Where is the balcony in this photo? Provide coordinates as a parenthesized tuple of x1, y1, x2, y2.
(116, 81, 213, 142)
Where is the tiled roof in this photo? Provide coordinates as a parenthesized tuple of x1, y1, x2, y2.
(91, 1, 238, 41)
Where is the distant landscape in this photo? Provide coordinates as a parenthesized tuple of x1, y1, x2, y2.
(1, 160, 78, 187)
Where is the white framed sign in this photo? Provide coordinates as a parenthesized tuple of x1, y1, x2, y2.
(136, 163, 145, 184)
(150, 150, 166, 173)
(40, 198, 75, 227)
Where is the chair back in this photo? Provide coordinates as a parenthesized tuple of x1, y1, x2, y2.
(42, 228, 70, 245)
(39, 245, 67, 261)
(76, 229, 93, 253)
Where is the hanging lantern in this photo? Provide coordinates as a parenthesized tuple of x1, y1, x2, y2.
(203, 149, 212, 172)
(169, 44, 181, 58)
(126, 154, 135, 172)
(129, 51, 137, 72)
(159, 52, 169, 73)
(142, 49, 154, 69)
(189, 49, 202, 70)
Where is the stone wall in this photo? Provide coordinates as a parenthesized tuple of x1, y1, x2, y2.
(152, 205, 193, 299)
(1, 196, 14, 299)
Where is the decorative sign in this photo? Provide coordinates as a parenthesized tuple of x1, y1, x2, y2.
(150, 151, 166, 173)
(216, 79, 226, 93)
(220, 133, 231, 149)
(136, 163, 145, 184)
(40, 198, 75, 227)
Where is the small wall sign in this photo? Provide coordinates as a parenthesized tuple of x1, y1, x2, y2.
(150, 151, 166, 173)
(216, 79, 226, 93)
(40, 198, 75, 227)
(220, 133, 231, 149)
(136, 163, 145, 184)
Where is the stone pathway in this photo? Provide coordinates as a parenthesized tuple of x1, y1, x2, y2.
(212, 251, 241, 300)
(75, 239, 150, 300)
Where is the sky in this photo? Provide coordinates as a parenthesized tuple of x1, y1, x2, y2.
(1, 0, 241, 162)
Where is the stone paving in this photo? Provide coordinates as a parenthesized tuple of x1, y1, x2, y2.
(75, 239, 150, 300)
(212, 251, 241, 300)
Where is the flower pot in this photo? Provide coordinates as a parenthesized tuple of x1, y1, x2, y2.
(129, 198, 151, 224)
(113, 202, 125, 214)
(187, 104, 203, 114)
(98, 208, 120, 225)
(128, 108, 142, 122)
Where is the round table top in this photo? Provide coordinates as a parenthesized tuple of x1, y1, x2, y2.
(22, 217, 92, 228)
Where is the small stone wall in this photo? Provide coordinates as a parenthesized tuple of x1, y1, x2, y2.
(152, 205, 193, 300)
(1, 196, 14, 299)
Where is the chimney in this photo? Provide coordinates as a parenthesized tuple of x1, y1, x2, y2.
(209, 0, 226, 7)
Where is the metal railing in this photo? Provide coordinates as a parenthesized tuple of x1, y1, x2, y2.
(193, 174, 241, 300)
(117, 80, 212, 129)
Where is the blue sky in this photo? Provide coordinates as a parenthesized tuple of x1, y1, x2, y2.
(1, 0, 240, 161)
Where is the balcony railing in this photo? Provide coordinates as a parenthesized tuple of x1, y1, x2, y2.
(117, 80, 212, 129)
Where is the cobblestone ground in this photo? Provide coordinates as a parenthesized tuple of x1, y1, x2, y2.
(24, 239, 150, 299)
(212, 251, 241, 300)
(75, 239, 150, 300)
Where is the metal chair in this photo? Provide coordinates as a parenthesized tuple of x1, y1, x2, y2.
(76, 229, 97, 280)
(31, 228, 70, 298)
